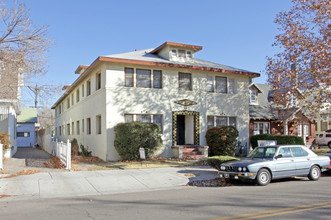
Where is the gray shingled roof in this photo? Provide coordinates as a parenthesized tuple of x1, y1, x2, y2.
(249, 83, 276, 119)
(104, 49, 256, 73)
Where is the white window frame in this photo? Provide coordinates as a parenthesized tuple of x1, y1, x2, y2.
(250, 90, 257, 104)
(253, 122, 270, 135)
(207, 116, 237, 129)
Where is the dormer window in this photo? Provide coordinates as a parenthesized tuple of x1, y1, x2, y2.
(178, 49, 186, 58)
(250, 90, 257, 104)
(171, 49, 177, 57)
(170, 49, 193, 59)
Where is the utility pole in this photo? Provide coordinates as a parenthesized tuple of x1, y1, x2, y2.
(27, 84, 40, 108)
(35, 85, 39, 108)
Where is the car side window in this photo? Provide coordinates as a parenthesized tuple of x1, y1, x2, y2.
(278, 147, 292, 158)
(291, 147, 309, 157)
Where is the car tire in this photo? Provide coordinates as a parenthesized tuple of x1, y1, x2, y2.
(328, 142, 331, 149)
(308, 165, 321, 181)
(256, 168, 271, 186)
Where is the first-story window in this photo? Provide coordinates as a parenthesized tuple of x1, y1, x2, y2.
(254, 122, 270, 135)
(86, 118, 91, 135)
(72, 122, 74, 135)
(17, 132, 30, 137)
(136, 114, 152, 123)
(67, 123, 71, 135)
(76, 121, 80, 135)
(124, 114, 163, 131)
(96, 115, 102, 134)
(207, 116, 237, 129)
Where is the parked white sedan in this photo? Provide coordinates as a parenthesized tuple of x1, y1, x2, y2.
(219, 145, 331, 186)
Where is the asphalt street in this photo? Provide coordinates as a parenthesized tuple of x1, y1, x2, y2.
(1, 174, 330, 220)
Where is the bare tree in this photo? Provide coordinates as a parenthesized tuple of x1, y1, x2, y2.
(38, 106, 54, 128)
(266, 0, 330, 116)
(0, 0, 52, 100)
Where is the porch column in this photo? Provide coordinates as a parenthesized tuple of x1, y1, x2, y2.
(284, 120, 288, 135)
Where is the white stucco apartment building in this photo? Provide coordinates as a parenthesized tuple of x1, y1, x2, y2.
(52, 42, 260, 161)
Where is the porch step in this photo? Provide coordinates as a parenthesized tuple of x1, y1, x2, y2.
(181, 146, 203, 159)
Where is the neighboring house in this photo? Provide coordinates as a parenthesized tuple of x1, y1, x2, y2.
(17, 108, 39, 147)
(52, 41, 260, 161)
(0, 53, 24, 157)
(315, 109, 330, 135)
(249, 82, 316, 146)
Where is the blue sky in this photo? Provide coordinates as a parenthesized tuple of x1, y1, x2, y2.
(20, 0, 292, 107)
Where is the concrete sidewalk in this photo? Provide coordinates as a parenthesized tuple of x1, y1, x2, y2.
(0, 166, 220, 201)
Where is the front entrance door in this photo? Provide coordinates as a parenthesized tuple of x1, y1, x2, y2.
(177, 115, 185, 145)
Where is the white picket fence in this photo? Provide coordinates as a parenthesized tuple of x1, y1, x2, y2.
(52, 139, 71, 170)
(0, 142, 3, 170)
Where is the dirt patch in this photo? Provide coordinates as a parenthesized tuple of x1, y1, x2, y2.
(72, 156, 104, 164)
(0, 169, 40, 179)
(44, 156, 65, 169)
(188, 178, 231, 187)
(0, 195, 11, 198)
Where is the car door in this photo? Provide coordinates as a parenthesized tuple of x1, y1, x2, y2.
(291, 146, 311, 175)
(273, 147, 296, 178)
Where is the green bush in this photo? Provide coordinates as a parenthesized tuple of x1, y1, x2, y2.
(207, 156, 239, 171)
(250, 134, 304, 149)
(205, 125, 239, 156)
(114, 122, 162, 160)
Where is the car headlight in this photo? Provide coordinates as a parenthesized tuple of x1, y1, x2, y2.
(238, 167, 242, 172)
(220, 166, 226, 171)
(242, 167, 247, 172)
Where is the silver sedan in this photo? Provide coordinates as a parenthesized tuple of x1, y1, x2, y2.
(219, 145, 330, 186)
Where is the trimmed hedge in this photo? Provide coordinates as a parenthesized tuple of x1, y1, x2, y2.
(250, 134, 304, 149)
(207, 156, 239, 171)
(205, 125, 239, 156)
(114, 122, 162, 160)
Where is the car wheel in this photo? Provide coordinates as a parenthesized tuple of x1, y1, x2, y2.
(256, 168, 271, 186)
(328, 142, 331, 149)
(308, 165, 321, 181)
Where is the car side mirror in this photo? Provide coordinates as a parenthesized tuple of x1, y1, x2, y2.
(276, 154, 283, 159)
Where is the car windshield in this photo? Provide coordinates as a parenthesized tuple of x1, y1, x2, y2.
(246, 147, 277, 159)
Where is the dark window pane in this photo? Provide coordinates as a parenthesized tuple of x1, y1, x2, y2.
(206, 76, 214, 92)
(215, 76, 227, 93)
(137, 115, 151, 123)
(125, 114, 133, 122)
(179, 72, 192, 91)
(153, 70, 162, 88)
(178, 50, 186, 58)
(136, 69, 151, 88)
(125, 68, 134, 87)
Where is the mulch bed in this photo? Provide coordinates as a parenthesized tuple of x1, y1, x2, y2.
(44, 156, 65, 169)
(0, 170, 40, 179)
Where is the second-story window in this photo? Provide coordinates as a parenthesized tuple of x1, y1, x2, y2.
(215, 76, 227, 93)
(96, 73, 101, 90)
(71, 94, 74, 106)
(125, 68, 134, 87)
(136, 69, 151, 88)
(86, 80, 91, 96)
(206, 76, 214, 92)
(178, 72, 192, 91)
(76, 89, 80, 102)
(178, 49, 186, 58)
(67, 98, 70, 109)
(153, 70, 162, 89)
(82, 84, 85, 97)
